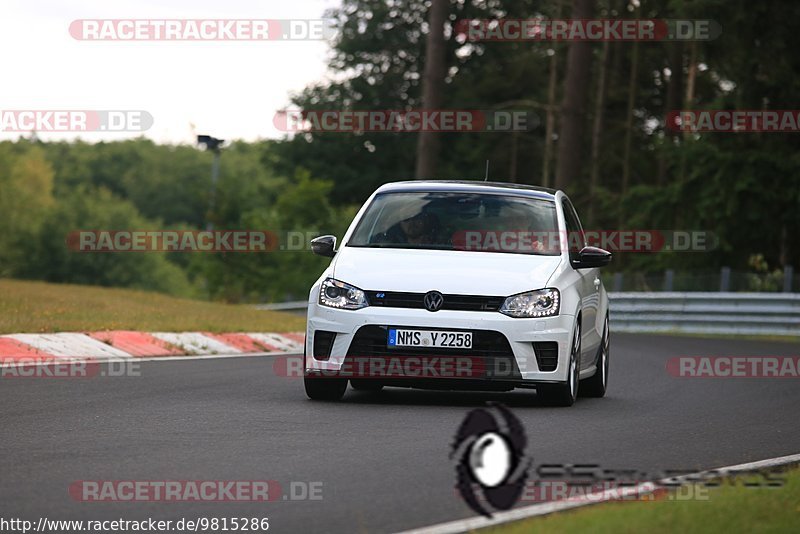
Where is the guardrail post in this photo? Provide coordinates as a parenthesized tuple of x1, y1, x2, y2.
(784, 266, 795, 293)
(720, 267, 731, 292)
(611, 273, 623, 293)
(613, 272, 623, 292)
(664, 269, 674, 291)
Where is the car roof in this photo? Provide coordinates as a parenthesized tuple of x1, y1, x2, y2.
(374, 180, 559, 201)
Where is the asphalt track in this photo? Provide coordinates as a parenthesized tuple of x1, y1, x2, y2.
(2, 333, 799, 533)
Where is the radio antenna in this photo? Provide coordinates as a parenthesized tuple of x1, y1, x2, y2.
(484, 160, 489, 182)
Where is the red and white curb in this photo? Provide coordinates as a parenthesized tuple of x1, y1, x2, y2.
(0, 331, 304, 364)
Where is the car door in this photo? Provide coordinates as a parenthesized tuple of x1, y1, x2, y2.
(562, 198, 601, 367)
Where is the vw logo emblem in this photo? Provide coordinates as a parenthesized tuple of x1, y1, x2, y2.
(423, 291, 444, 312)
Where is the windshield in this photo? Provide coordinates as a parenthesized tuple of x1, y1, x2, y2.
(347, 192, 560, 255)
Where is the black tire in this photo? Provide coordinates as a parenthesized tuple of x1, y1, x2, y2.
(304, 375, 347, 401)
(350, 379, 384, 392)
(581, 315, 609, 398)
(538, 319, 581, 407)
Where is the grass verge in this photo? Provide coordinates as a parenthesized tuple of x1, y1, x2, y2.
(481, 466, 800, 534)
(0, 279, 306, 334)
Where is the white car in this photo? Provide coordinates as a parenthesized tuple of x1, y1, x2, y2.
(303, 181, 611, 406)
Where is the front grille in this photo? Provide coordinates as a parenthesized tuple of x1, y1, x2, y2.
(313, 330, 336, 360)
(344, 325, 520, 380)
(533, 341, 558, 372)
(365, 291, 504, 312)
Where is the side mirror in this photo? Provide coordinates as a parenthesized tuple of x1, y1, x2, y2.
(310, 235, 337, 258)
(572, 246, 612, 269)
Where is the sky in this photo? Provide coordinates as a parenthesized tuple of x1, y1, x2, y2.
(1, 0, 340, 144)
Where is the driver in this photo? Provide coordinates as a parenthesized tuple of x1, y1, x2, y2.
(374, 210, 441, 245)
(399, 211, 440, 245)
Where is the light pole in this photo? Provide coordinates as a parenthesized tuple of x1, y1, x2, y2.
(197, 135, 224, 231)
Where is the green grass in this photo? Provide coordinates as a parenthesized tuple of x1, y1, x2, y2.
(0, 279, 305, 334)
(481, 467, 800, 534)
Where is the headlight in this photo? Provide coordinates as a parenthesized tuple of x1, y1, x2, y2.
(319, 278, 368, 310)
(499, 288, 560, 318)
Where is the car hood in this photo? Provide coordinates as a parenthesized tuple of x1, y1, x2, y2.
(332, 247, 563, 296)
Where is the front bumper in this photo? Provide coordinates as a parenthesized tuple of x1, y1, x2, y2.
(305, 302, 575, 384)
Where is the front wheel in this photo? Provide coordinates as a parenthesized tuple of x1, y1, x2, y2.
(538, 319, 581, 407)
(304, 376, 347, 401)
(580, 315, 609, 398)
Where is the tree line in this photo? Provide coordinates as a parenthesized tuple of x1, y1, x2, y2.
(1, 0, 797, 301)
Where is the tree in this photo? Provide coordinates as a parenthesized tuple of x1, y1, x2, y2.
(415, 0, 450, 179)
(555, 0, 594, 191)
(0, 143, 54, 276)
(22, 186, 193, 296)
(542, 0, 563, 189)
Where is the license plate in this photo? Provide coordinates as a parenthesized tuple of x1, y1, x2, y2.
(387, 329, 473, 349)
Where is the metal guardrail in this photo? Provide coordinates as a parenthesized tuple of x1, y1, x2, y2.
(257, 293, 800, 337)
(255, 300, 309, 312)
(609, 292, 800, 336)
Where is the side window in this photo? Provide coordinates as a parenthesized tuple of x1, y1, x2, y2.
(561, 199, 585, 259)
